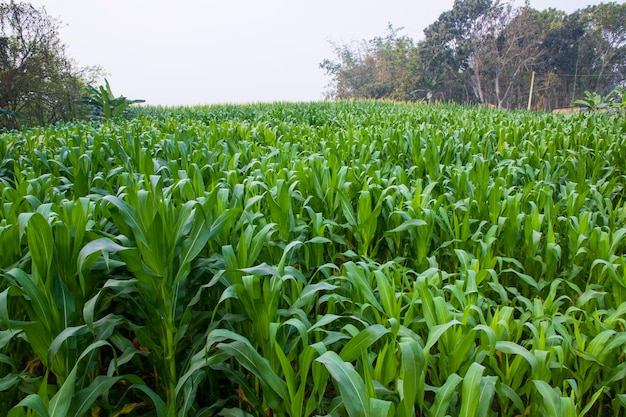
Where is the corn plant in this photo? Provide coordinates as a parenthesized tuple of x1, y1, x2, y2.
(1, 100, 625, 416)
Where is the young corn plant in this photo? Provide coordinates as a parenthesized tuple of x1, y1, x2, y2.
(82, 177, 238, 416)
(1, 100, 626, 416)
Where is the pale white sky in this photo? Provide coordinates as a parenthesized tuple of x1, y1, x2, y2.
(31, 0, 609, 105)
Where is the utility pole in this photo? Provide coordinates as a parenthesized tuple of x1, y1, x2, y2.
(527, 70, 536, 111)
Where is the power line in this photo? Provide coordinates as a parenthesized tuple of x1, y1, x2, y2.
(541, 73, 623, 79)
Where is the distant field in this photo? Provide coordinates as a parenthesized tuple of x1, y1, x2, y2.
(1, 102, 625, 416)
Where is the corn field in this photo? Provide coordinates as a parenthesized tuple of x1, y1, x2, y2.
(1, 101, 625, 416)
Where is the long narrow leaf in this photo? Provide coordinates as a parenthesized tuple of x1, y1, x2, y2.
(317, 351, 369, 417)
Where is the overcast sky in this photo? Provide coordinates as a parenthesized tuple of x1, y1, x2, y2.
(30, 0, 611, 105)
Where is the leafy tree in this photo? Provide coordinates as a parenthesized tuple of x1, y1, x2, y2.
(418, 0, 544, 108)
(578, 3, 626, 94)
(478, 4, 544, 108)
(530, 3, 625, 109)
(320, 25, 420, 101)
(0, 1, 100, 129)
(533, 9, 585, 108)
(320, 39, 376, 100)
(320, 1, 626, 110)
(417, 0, 495, 103)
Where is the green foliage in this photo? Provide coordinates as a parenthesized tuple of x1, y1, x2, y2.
(0, 1, 100, 130)
(573, 90, 613, 111)
(1, 101, 626, 416)
(574, 87, 626, 115)
(322, 1, 626, 110)
(77, 79, 145, 120)
(321, 24, 419, 101)
(609, 87, 625, 116)
(0, 107, 25, 120)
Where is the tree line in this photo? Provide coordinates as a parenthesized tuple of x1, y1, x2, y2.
(321, 0, 626, 111)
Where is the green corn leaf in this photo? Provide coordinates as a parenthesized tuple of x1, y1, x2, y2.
(495, 341, 537, 373)
(273, 338, 297, 401)
(71, 375, 122, 417)
(218, 340, 288, 407)
(218, 408, 255, 417)
(173, 206, 212, 283)
(245, 222, 276, 267)
(47, 324, 91, 366)
(39, 369, 50, 409)
(129, 384, 168, 417)
(174, 350, 229, 397)
(48, 340, 111, 417)
(291, 282, 338, 310)
(297, 345, 320, 414)
(369, 398, 394, 417)
(431, 373, 462, 417)
(604, 302, 626, 328)
(208, 329, 289, 403)
(473, 324, 496, 356)
(374, 340, 398, 386)
(178, 372, 203, 417)
(496, 382, 525, 414)
(343, 262, 383, 312)
(27, 213, 54, 284)
(306, 236, 331, 244)
(398, 338, 424, 413)
(560, 397, 577, 417)
(48, 363, 78, 417)
(384, 218, 427, 234)
(316, 351, 369, 417)
(339, 324, 390, 362)
(309, 314, 343, 332)
(0, 289, 11, 328)
(579, 386, 607, 417)
(239, 262, 281, 277)
(587, 330, 618, 360)
(82, 291, 101, 332)
(608, 362, 626, 384)
(475, 375, 497, 417)
(6, 268, 55, 343)
(278, 240, 303, 275)
(424, 320, 462, 352)
(374, 270, 397, 319)
(416, 276, 437, 329)
(0, 373, 20, 391)
(459, 362, 485, 417)
(533, 380, 560, 416)
(501, 268, 539, 291)
(77, 238, 129, 295)
(102, 195, 149, 247)
(13, 394, 50, 417)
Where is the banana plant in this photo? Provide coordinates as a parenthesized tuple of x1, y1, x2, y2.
(0, 107, 26, 120)
(76, 79, 144, 120)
